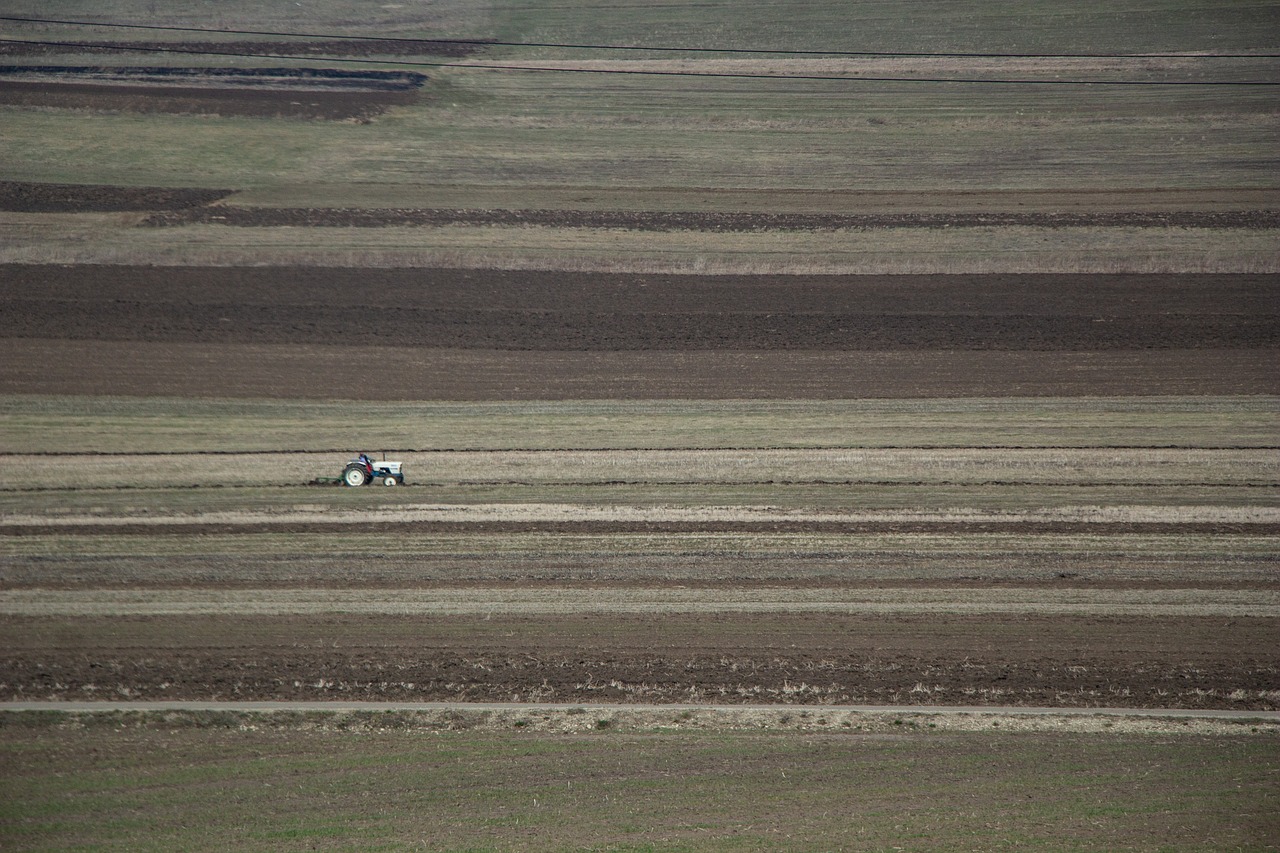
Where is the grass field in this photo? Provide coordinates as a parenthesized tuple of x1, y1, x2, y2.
(2, 711, 1277, 852)
(5, 215, 1276, 273)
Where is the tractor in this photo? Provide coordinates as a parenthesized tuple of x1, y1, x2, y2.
(342, 453, 405, 487)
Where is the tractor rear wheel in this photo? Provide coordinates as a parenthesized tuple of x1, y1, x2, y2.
(343, 465, 369, 487)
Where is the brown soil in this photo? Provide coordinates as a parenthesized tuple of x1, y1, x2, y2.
(2, 520, 1275, 537)
(0, 78, 418, 119)
(1, 264, 1273, 398)
(1, 204, 1274, 714)
(0, 181, 233, 212)
(2, 266, 1274, 351)
(0, 38, 489, 60)
(2, 613, 1275, 710)
(141, 206, 1280, 230)
(3, 340, 1272, 399)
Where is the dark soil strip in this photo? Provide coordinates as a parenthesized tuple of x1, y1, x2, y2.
(0, 180, 232, 213)
(6, 266, 1273, 316)
(5, 652, 1273, 709)
(0, 79, 418, 120)
(4, 264, 1276, 351)
(8, 299, 1276, 350)
(0, 65, 427, 90)
(3, 614, 1275, 710)
(0, 39, 489, 60)
(3, 340, 1272, 399)
(141, 206, 1280, 231)
(2, 521, 1276, 536)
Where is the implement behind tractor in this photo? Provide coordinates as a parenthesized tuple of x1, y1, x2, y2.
(342, 452, 405, 487)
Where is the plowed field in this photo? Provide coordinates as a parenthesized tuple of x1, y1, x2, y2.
(3, 13, 1277, 848)
(2, 265, 1275, 398)
(1, 260, 1276, 711)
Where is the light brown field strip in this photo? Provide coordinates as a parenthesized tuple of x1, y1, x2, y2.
(2, 446, 1275, 491)
(3, 587, 1276, 617)
(3, 702, 1276, 731)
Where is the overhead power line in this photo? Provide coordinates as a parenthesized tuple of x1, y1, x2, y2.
(1, 37, 1277, 87)
(1, 14, 1278, 60)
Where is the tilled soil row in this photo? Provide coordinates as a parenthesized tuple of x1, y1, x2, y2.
(4, 651, 1274, 710)
(0, 181, 233, 212)
(139, 206, 1280, 230)
(4, 340, 1272, 398)
(4, 614, 1272, 710)
(0, 65, 427, 90)
(3, 520, 1277, 536)
(0, 79, 419, 120)
(0, 38, 489, 59)
(5, 266, 1274, 351)
(11, 299, 1275, 350)
(8, 266, 1272, 315)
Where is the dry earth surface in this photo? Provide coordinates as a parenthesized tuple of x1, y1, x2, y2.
(1, 264, 1276, 399)
(1, 261, 1275, 715)
(0, 119, 1276, 720)
(1, 24, 1278, 851)
(0, 256, 1274, 712)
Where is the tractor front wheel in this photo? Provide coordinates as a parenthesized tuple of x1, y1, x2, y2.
(343, 465, 369, 487)
(382, 475, 398, 486)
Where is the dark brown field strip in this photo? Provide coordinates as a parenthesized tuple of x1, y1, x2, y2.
(0, 79, 418, 120)
(2, 521, 1276, 536)
(4, 341, 1273, 398)
(5, 578, 1273, 593)
(3, 613, 1276, 710)
(5, 338, 1274, 397)
(0, 38, 488, 59)
(0, 65, 427, 90)
(4, 266, 1274, 351)
(138, 206, 1280, 230)
(5, 301, 1275, 350)
(5, 267, 1273, 316)
(0, 181, 233, 212)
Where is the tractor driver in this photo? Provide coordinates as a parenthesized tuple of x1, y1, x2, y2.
(358, 453, 374, 475)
